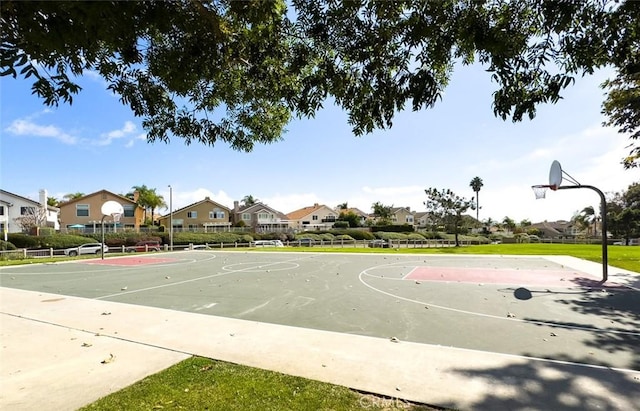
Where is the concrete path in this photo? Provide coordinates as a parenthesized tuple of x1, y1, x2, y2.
(2, 265, 639, 411)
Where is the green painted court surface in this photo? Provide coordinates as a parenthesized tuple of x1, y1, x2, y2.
(2, 251, 638, 372)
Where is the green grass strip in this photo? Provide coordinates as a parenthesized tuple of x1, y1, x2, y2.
(80, 357, 438, 410)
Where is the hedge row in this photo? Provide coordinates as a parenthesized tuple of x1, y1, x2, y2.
(4, 229, 492, 249)
(6, 233, 98, 249)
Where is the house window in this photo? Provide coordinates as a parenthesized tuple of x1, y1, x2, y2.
(187, 211, 197, 218)
(21, 206, 37, 215)
(76, 204, 89, 217)
(312, 215, 318, 221)
(210, 209, 225, 219)
(188, 224, 199, 230)
(406, 216, 414, 223)
(0, 206, 4, 215)
(258, 212, 270, 220)
(242, 213, 251, 221)
(123, 205, 135, 217)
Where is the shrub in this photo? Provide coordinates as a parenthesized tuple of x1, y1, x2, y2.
(0, 240, 17, 250)
(7, 233, 40, 248)
(172, 232, 253, 245)
(333, 221, 349, 229)
(375, 232, 406, 240)
(39, 234, 101, 249)
(328, 229, 375, 240)
(371, 224, 414, 233)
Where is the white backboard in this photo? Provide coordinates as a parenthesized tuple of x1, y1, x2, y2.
(101, 200, 124, 216)
(549, 160, 563, 187)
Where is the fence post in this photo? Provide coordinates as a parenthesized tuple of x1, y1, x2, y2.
(50, 248, 53, 257)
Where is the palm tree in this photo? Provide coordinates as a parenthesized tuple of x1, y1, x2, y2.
(581, 206, 597, 237)
(62, 192, 84, 201)
(469, 177, 483, 222)
(146, 189, 167, 224)
(337, 202, 348, 210)
(242, 195, 258, 206)
(502, 216, 516, 233)
(47, 197, 59, 207)
(130, 185, 152, 222)
(571, 211, 590, 237)
(483, 217, 495, 232)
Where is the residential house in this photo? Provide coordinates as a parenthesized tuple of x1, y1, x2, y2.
(413, 212, 430, 229)
(287, 203, 339, 231)
(334, 207, 369, 227)
(390, 207, 416, 226)
(58, 190, 143, 232)
(529, 220, 579, 239)
(232, 201, 290, 232)
(0, 189, 60, 235)
(158, 197, 231, 232)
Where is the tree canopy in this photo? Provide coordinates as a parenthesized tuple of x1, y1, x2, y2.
(2, 1, 638, 166)
(607, 182, 640, 243)
(424, 187, 474, 246)
(371, 201, 393, 225)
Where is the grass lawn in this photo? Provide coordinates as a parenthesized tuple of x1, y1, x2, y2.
(255, 243, 640, 273)
(80, 357, 438, 411)
(3, 243, 637, 410)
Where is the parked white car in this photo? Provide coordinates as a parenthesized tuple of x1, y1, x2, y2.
(64, 243, 109, 257)
(253, 240, 284, 247)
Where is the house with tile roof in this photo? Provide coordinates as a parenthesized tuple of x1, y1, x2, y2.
(0, 189, 60, 234)
(232, 201, 290, 232)
(57, 189, 143, 232)
(157, 197, 231, 232)
(287, 203, 339, 231)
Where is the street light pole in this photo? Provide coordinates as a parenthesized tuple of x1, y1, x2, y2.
(168, 185, 173, 251)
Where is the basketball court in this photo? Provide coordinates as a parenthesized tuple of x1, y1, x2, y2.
(2, 250, 638, 372)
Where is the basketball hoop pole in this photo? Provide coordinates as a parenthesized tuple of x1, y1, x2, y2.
(101, 214, 107, 260)
(557, 185, 608, 282)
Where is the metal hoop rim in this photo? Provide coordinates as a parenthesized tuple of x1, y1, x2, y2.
(531, 184, 558, 191)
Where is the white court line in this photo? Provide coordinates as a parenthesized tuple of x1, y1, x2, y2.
(95, 254, 315, 300)
(195, 302, 218, 311)
(0, 254, 217, 276)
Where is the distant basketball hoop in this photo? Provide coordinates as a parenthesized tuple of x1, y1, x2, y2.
(100, 201, 124, 260)
(531, 160, 609, 282)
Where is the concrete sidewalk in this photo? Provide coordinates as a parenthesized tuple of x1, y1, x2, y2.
(2, 284, 639, 410)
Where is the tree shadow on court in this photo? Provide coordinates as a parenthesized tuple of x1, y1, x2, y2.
(516, 281, 640, 371)
(450, 355, 640, 410)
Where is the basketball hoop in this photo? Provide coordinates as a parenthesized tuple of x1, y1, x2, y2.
(100, 201, 124, 259)
(531, 184, 556, 199)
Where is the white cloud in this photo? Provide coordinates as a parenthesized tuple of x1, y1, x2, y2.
(4, 119, 78, 144)
(95, 121, 137, 146)
(262, 193, 323, 214)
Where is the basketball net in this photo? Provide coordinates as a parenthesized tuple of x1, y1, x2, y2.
(112, 213, 122, 223)
(532, 185, 557, 200)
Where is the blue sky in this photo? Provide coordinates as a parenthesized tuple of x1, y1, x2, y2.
(1, 62, 637, 223)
